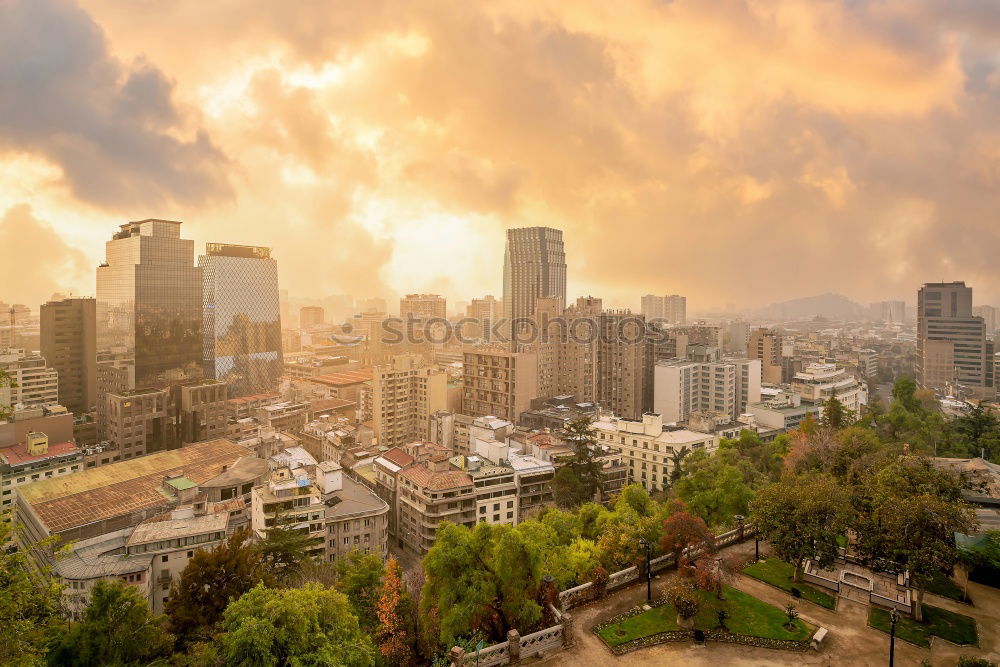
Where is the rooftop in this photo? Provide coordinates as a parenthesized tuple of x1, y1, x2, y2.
(20, 439, 252, 535)
(399, 464, 472, 491)
(1, 440, 80, 467)
(307, 369, 373, 387)
(326, 474, 389, 518)
(126, 512, 229, 546)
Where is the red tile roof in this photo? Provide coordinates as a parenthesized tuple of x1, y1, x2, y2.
(382, 447, 415, 468)
(1, 440, 79, 466)
(400, 464, 472, 491)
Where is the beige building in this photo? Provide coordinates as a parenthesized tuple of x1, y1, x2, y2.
(102, 388, 170, 459)
(917, 282, 994, 399)
(299, 306, 325, 330)
(175, 379, 228, 444)
(595, 311, 649, 420)
(461, 345, 538, 422)
(1, 431, 82, 510)
(750, 328, 784, 385)
(369, 354, 447, 448)
(790, 363, 863, 417)
(39, 297, 97, 415)
(400, 294, 447, 320)
(397, 458, 476, 553)
(0, 349, 59, 411)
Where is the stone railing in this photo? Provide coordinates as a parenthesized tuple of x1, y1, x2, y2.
(449, 616, 574, 667)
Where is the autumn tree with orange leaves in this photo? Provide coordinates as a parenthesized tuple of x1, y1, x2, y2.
(376, 557, 412, 665)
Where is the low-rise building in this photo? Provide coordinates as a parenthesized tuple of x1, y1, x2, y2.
(746, 390, 822, 433)
(790, 362, 863, 417)
(0, 432, 82, 509)
(397, 459, 475, 554)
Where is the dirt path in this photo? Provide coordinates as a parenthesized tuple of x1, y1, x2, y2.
(539, 541, 1000, 666)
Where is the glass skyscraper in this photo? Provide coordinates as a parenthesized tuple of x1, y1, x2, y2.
(96, 220, 204, 390)
(199, 243, 282, 397)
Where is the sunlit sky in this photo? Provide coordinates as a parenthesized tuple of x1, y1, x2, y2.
(3, 0, 1000, 313)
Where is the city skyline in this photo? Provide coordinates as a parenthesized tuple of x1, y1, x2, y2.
(4, 1, 1000, 310)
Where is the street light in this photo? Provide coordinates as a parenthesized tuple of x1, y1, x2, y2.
(888, 607, 899, 667)
(638, 537, 652, 602)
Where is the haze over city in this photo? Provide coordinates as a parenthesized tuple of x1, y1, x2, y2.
(4, 0, 1000, 310)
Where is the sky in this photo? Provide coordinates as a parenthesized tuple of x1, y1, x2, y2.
(2, 0, 1000, 313)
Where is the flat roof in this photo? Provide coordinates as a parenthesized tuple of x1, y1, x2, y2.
(126, 512, 229, 546)
(1, 440, 79, 466)
(307, 369, 373, 386)
(20, 439, 252, 535)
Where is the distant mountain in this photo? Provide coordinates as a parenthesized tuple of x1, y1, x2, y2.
(752, 293, 864, 321)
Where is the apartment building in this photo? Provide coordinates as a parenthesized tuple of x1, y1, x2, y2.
(593, 412, 718, 493)
(400, 294, 447, 320)
(595, 311, 649, 420)
(300, 306, 325, 330)
(369, 354, 447, 449)
(102, 388, 170, 459)
(640, 294, 687, 325)
(746, 389, 821, 435)
(749, 328, 783, 385)
(174, 379, 228, 444)
(790, 363, 863, 417)
(397, 458, 476, 554)
(653, 346, 761, 423)
(0, 349, 59, 410)
(462, 345, 538, 421)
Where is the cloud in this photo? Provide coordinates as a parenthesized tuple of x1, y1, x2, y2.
(0, 205, 90, 307)
(0, 0, 230, 210)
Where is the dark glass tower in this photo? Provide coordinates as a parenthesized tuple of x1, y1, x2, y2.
(199, 243, 282, 397)
(502, 226, 567, 325)
(96, 219, 203, 390)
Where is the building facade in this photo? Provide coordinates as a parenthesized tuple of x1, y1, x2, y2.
(39, 297, 97, 415)
(749, 328, 783, 385)
(0, 349, 59, 410)
(462, 345, 539, 421)
(917, 282, 994, 399)
(199, 243, 283, 398)
(400, 294, 447, 321)
(502, 227, 567, 330)
(370, 354, 447, 449)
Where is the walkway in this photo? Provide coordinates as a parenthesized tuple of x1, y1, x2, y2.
(539, 541, 1000, 666)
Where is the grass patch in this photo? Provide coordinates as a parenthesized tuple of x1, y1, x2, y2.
(836, 535, 847, 548)
(868, 604, 978, 648)
(925, 573, 971, 603)
(597, 585, 813, 648)
(743, 558, 837, 610)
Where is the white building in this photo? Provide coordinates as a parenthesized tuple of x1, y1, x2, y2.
(0, 349, 59, 410)
(653, 348, 761, 423)
(790, 363, 862, 417)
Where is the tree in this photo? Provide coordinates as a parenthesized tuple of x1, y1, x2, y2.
(0, 370, 15, 422)
(750, 474, 853, 582)
(421, 522, 545, 648)
(334, 550, 386, 633)
(255, 520, 322, 585)
(166, 528, 269, 645)
(819, 396, 853, 430)
(854, 458, 977, 621)
(46, 579, 172, 666)
(376, 557, 412, 666)
(219, 583, 375, 666)
(0, 518, 64, 666)
(663, 579, 700, 629)
(659, 502, 715, 569)
(673, 448, 757, 527)
(891, 377, 925, 414)
(668, 446, 690, 485)
(561, 417, 602, 502)
(550, 466, 587, 509)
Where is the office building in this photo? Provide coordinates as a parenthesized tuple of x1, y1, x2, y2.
(749, 328, 783, 385)
(640, 294, 687, 325)
(369, 354, 448, 449)
(174, 379, 229, 444)
(917, 282, 994, 399)
(96, 219, 203, 391)
(502, 227, 567, 330)
(871, 300, 906, 324)
(300, 306, 325, 330)
(467, 295, 500, 338)
(974, 305, 1000, 339)
(790, 363, 863, 416)
(102, 388, 170, 459)
(462, 345, 538, 421)
(595, 311, 649, 420)
(653, 347, 761, 423)
(725, 320, 750, 356)
(746, 390, 822, 435)
(199, 243, 283, 398)
(0, 349, 59, 410)
(39, 297, 97, 415)
(400, 294, 447, 321)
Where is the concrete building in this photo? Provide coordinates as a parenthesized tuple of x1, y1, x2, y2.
(746, 389, 821, 433)
(749, 328, 783, 385)
(595, 311, 649, 420)
(974, 305, 1000, 339)
(102, 388, 170, 459)
(725, 321, 750, 356)
(39, 297, 97, 415)
(397, 458, 476, 554)
(462, 345, 539, 421)
(593, 412, 718, 493)
(652, 347, 761, 424)
(918, 282, 994, 399)
(503, 227, 567, 331)
(871, 300, 906, 324)
(640, 294, 687, 325)
(174, 379, 229, 444)
(791, 363, 863, 417)
(400, 294, 447, 320)
(370, 354, 447, 449)
(0, 349, 59, 410)
(466, 295, 500, 340)
(518, 395, 598, 432)
(0, 431, 82, 510)
(299, 306, 325, 330)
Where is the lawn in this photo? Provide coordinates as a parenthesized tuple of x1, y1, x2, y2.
(597, 585, 813, 648)
(868, 604, 978, 648)
(925, 573, 971, 603)
(743, 558, 837, 610)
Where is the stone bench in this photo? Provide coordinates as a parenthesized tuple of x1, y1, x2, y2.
(810, 627, 828, 651)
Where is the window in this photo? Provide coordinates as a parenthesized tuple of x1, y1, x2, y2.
(187, 550, 193, 558)
(161, 555, 168, 563)
(506, 512, 513, 519)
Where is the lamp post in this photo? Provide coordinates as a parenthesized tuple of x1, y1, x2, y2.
(638, 537, 652, 602)
(888, 607, 898, 667)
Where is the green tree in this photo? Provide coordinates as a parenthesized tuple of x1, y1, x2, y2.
(219, 583, 375, 666)
(819, 396, 853, 430)
(166, 528, 269, 645)
(854, 458, 977, 621)
(0, 518, 63, 666)
(47, 579, 172, 666)
(750, 474, 853, 581)
(673, 448, 757, 527)
(668, 446, 690, 485)
(550, 466, 587, 509)
(334, 550, 386, 633)
(561, 417, 602, 502)
(420, 522, 544, 647)
(255, 519, 322, 585)
(891, 377, 925, 414)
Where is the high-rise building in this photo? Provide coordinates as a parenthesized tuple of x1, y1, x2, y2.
(502, 227, 566, 330)
(96, 219, 203, 391)
(174, 379, 229, 444)
(0, 349, 59, 410)
(400, 294, 447, 321)
(749, 328, 783, 385)
(39, 297, 96, 415)
(595, 311, 649, 420)
(917, 282, 993, 398)
(199, 243, 282, 398)
(640, 295, 686, 325)
(369, 354, 447, 449)
(871, 300, 906, 324)
(725, 320, 750, 356)
(973, 305, 1000, 339)
(299, 306, 325, 330)
(102, 388, 170, 459)
(653, 346, 761, 423)
(466, 295, 500, 340)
